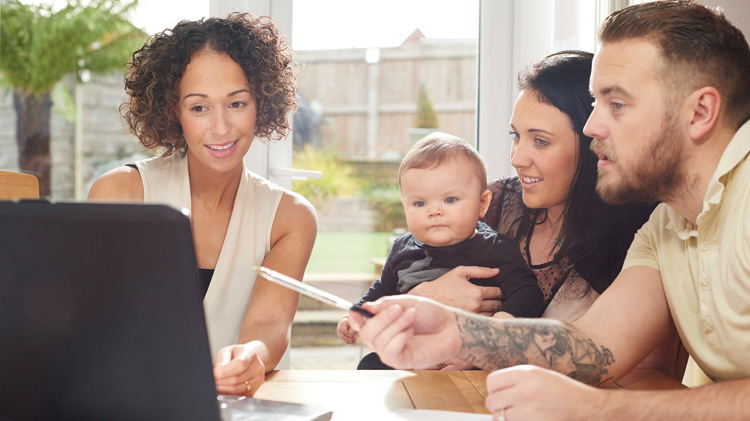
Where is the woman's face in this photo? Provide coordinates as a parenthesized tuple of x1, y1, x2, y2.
(509, 89, 578, 217)
(177, 48, 256, 175)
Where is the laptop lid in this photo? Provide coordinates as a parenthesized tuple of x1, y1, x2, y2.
(0, 200, 221, 420)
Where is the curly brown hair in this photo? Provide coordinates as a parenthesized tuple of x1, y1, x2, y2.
(121, 12, 297, 156)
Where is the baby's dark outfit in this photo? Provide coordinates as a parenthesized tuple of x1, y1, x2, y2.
(357, 221, 542, 370)
(359, 221, 542, 317)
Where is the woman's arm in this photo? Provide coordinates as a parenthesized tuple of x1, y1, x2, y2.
(238, 190, 317, 367)
(87, 166, 144, 201)
(213, 190, 316, 395)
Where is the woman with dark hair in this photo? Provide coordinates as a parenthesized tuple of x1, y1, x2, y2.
(88, 13, 317, 395)
(410, 51, 679, 372)
(485, 50, 655, 320)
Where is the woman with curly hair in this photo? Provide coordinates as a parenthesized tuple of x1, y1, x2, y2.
(88, 13, 316, 396)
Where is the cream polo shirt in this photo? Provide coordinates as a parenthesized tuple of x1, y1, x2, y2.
(623, 121, 750, 382)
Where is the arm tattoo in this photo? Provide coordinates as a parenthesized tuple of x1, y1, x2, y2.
(455, 312, 615, 386)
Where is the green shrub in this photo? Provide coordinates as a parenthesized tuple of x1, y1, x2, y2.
(292, 145, 361, 209)
(361, 182, 406, 232)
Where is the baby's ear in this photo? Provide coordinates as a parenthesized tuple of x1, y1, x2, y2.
(478, 189, 492, 218)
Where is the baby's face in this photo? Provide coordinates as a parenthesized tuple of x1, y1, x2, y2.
(400, 157, 489, 247)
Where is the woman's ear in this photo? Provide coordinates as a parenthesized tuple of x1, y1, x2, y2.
(686, 86, 721, 142)
(478, 189, 493, 218)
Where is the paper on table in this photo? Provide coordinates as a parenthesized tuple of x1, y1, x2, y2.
(393, 409, 492, 420)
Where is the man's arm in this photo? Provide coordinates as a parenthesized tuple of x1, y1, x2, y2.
(485, 365, 750, 421)
(352, 266, 672, 384)
(601, 379, 750, 420)
(457, 265, 673, 385)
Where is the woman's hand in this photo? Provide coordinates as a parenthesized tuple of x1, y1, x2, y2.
(213, 342, 266, 396)
(337, 314, 358, 344)
(408, 266, 503, 315)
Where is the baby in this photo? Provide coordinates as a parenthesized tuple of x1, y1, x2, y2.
(338, 133, 542, 361)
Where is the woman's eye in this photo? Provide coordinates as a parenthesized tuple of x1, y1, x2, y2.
(509, 131, 520, 142)
(191, 105, 207, 112)
(445, 197, 457, 204)
(414, 201, 425, 207)
(534, 137, 549, 147)
(229, 101, 246, 109)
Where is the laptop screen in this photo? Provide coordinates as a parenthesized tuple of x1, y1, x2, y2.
(0, 201, 221, 420)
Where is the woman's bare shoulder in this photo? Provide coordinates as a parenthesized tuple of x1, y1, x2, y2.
(87, 166, 144, 201)
(276, 190, 317, 229)
(268, 189, 318, 253)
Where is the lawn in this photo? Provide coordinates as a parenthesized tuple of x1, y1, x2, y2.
(306, 231, 392, 273)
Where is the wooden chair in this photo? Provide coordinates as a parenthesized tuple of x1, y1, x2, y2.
(0, 170, 40, 200)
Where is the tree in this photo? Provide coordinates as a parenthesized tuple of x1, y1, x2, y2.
(414, 85, 439, 129)
(1, 0, 146, 197)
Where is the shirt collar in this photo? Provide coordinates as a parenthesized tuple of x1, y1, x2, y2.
(666, 121, 750, 237)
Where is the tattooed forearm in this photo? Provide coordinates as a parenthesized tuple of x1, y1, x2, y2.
(455, 312, 615, 385)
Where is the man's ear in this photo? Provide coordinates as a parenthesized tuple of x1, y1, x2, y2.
(686, 86, 721, 142)
(478, 189, 492, 218)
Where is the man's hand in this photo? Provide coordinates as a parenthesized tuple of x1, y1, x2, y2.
(348, 295, 462, 369)
(408, 266, 502, 315)
(485, 365, 607, 420)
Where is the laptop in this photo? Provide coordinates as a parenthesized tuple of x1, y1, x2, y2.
(0, 200, 331, 421)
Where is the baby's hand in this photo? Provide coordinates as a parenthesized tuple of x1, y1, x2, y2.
(337, 314, 358, 344)
(492, 311, 515, 319)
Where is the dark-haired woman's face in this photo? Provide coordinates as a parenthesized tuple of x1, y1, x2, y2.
(177, 48, 256, 175)
(509, 90, 578, 218)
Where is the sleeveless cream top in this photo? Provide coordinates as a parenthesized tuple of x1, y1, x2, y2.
(135, 154, 290, 368)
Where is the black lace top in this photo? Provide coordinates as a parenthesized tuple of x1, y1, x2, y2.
(484, 176, 589, 312)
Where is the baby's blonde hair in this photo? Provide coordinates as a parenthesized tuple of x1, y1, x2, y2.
(398, 132, 487, 192)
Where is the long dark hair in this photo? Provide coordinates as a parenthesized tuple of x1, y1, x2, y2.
(517, 50, 656, 293)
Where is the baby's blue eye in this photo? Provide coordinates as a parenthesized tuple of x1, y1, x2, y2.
(445, 197, 457, 204)
(415, 201, 426, 207)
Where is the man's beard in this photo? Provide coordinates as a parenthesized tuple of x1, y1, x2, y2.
(594, 113, 685, 205)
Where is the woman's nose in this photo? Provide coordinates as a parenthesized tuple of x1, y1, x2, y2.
(210, 110, 232, 135)
(510, 140, 530, 169)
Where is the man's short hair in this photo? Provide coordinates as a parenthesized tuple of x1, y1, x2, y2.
(599, 0, 750, 129)
(398, 132, 488, 192)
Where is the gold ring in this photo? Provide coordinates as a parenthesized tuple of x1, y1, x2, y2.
(244, 380, 251, 394)
(498, 407, 506, 421)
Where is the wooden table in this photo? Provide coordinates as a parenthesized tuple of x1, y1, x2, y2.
(254, 368, 685, 419)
